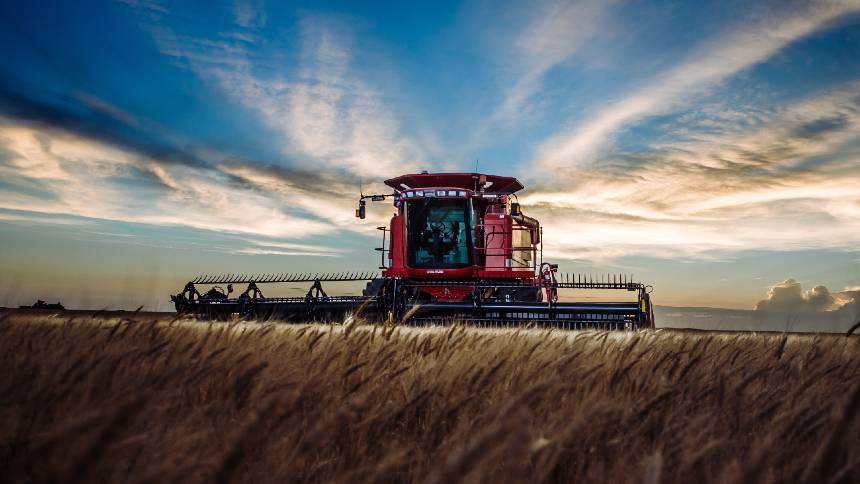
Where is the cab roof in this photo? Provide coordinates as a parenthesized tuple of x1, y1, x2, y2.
(384, 172, 524, 194)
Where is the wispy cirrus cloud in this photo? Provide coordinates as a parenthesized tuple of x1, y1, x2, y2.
(493, 0, 620, 122)
(148, 13, 425, 179)
(221, 17, 425, 178)
(0, 3, 418, 261)
(520, 80, 860, 261)
(232, 0, 266, 29)
(233, 239, 345, 257)
(0, 122, 337, 243)
(534, 0, 860, 168)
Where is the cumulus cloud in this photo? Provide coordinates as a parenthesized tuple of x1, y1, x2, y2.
(534, 0, 860, 168)
(754, 278, 842, 312)
(656, 279, 859, 331)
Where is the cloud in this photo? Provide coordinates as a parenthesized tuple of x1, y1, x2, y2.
(0, 82, 205, 168)
(755, 278, 859, 315)
(117, 0, 169, 14)
(0, 122, 340, 242)
(534, 0, 860, 168)
(218, 161, 395, 230)
(233, 239, 344, 257)
(517, 80, 860, 260)
(657, 279, 859, 332)
(233, 0, 266, 29)
(494, 0, 619, 121)
(150, 14, 425, 179)
(755, 279, 836, 312)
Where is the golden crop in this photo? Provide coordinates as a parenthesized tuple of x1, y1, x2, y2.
(0, 312, 858, 483)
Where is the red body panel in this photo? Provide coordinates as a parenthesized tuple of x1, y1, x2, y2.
(380, 172, 540, 302)
(389, 214, 404, 270)
(422, 286, 474, 302)
(483, 211, 509, 272)
(385, 172, 523, 193)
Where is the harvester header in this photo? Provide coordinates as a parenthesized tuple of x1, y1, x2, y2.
(172, 172, 654, 329)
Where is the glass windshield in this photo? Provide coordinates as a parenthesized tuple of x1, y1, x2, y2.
(406, 198, 472, 269)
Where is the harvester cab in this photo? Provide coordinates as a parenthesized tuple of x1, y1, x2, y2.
(173, 172, 654, 329)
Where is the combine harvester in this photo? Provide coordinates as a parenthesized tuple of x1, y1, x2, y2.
(172, 173, 654, 329)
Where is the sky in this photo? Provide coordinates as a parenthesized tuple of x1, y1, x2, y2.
(0, 0, 859, 327)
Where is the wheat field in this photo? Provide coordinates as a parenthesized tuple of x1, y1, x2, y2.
(0, 312, 858, 483)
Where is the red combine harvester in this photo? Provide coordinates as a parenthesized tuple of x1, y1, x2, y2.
(172, 172, 654, 329)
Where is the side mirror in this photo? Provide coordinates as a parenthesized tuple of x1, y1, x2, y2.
(356, 200, 366, 219)
(511, 202, 521, 216)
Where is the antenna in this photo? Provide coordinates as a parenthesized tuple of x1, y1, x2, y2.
(359, 177, 363, 197)
(475, 159, 479, 173)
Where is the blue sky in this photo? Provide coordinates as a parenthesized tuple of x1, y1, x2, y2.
(0, 0, 859, 317)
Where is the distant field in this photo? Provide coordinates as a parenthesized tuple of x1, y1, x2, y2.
(1, 312, 858, 483)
